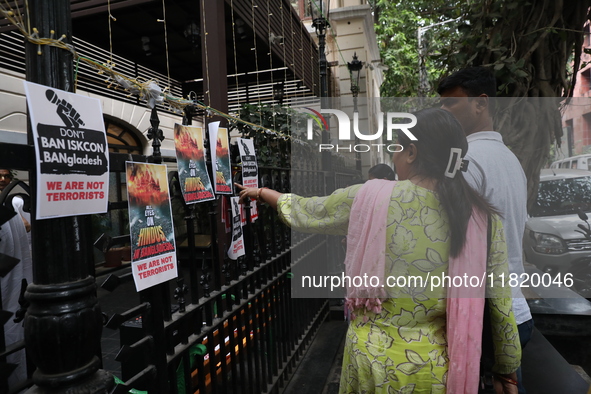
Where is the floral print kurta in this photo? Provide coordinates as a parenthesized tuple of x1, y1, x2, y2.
(277, 181, 521, 394)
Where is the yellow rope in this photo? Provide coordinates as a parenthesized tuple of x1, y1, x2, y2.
(230, 0, 240, 107)
(281, 2, 288, 102)
(266, 0, 277, 133)
(107, 0, 114, 66)
(200, 0, 211, 110)
(159, 0, 171, 93)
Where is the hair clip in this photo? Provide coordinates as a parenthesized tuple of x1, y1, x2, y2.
(444, 148, 463, 178)
(460, 159, 469, 172)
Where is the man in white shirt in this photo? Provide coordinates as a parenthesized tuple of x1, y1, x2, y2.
(0, 170, 30, 235)
(0, 169, 32, 389)
(438, 67, 533, 394)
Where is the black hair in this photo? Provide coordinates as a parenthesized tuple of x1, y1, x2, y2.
(437, 66, 497, 98)
(396, 108, 497, 257)
(346, 177, 365, 186)
(368, 164, 396, 180)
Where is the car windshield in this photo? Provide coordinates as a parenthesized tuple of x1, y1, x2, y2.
(530, 176, 591, 217)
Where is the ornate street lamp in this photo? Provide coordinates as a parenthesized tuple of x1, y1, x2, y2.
(273, 82, 284, 105)
(347, 52, 363, 106)
(310, 0, 330, 99)
(183, 20, 200, 51)
(347, 52, 363, 172)
(309, 0, 330, 170)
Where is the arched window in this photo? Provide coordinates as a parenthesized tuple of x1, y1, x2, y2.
(105, 118, 143, 154)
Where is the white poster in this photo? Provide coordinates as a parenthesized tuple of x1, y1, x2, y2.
(237, 138, 259, 224)
(240, 200, 258, 226)
(228, 196, 245, 260)
(237, 138, 258, 189)
(24, 81, 109, 219)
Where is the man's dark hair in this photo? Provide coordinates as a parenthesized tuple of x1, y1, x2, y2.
(368, 164, 396, 180)
(346, 177, 365, 186)
(437, 66, 497, 98)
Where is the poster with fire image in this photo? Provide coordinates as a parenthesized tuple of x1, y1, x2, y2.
(173, 123, 215, 204)
(126, 162, 178, 291)
(208, 121, 233, 195)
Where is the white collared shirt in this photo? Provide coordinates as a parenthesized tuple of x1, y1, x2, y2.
(465, 131, 532, 325)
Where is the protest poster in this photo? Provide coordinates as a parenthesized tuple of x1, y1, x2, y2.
(236, 138, 259, 224)
(228, 196, 245, 260)
(208, 122, 233, 194)
(23, 81, 109, 219)
(240, 200, 258, 226)
(126, 162, 178, 291)
(173, 123, 215, 204)
(221, 196, 231, 234)
(237, 138, 258, 189)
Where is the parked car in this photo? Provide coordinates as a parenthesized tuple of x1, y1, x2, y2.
(550, 153, 591, 171)
(524, 168, 591, 296)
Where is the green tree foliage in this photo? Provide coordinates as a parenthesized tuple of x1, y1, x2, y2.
(375, 0, 591, 207)
(375, 0, 460, 98)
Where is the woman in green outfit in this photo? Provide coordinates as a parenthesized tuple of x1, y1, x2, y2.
(236, 108, 520, 394)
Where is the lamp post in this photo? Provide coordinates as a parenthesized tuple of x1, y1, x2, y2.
(417, 18, 459, 99)
(347, 52, 363, 172)
(273, 82, 284, 105)
(311, 0, 329, 99)
(310, 0, 331, 171)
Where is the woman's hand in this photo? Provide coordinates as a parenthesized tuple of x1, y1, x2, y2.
(494, 373, 518, 394)
(234, 183, 258, 204)
(234, 183, 282, 210)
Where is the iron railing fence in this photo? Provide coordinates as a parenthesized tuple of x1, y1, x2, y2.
(0, 104, 360, 392)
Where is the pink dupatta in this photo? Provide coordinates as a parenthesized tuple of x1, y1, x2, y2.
(344, 179, 396, 316)
(345, 179, 488, 393)
(446, 209, 488, 393)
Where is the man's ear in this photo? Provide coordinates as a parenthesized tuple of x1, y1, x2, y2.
(475, 94, 489, 111)
(407, 143, 417, 164)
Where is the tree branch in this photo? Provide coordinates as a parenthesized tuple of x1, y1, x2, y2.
(522, 0, 563, 62)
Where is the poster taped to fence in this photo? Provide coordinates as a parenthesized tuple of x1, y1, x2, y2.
(240, 200, 258, 225)
(173, 124, 215, 204)
(23, 81, 109, 219)
(237, 137, 258, 224)
(126, 162, 178, 291)
(237, 138, 258, 188)
(208, 122, 233, 194)
(228, 196, 245, 260)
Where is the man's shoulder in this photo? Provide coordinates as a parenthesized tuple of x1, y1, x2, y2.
(467, 131, 505, 148)
(467, 140, 519, 162)
(466, 133, 526, 186)
(467, 132, 521, 163)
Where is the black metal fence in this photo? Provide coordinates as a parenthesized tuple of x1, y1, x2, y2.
(0, 107, 359, 393)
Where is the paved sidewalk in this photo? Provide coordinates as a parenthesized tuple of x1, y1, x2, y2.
(282, 316, 347, 394)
